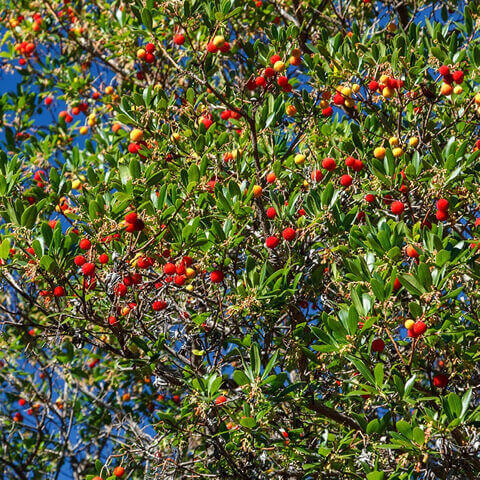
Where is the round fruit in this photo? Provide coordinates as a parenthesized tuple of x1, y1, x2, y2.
(374, 147, 386, 159)
(433, 373, 448, 388)
(130, 128, 143, 142)
(371, 338, 385, 352)
(282, 227, 296, 242)
(266, 236, 279, 249)
(390, 201, 405, 215)
(294, 154, 306, 165)
(210, 270, 224, 283)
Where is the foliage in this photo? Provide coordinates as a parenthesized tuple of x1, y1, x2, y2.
(1, 0, 480, 479)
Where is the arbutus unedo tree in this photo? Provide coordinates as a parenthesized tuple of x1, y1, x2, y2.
(1, 0, 480, 479)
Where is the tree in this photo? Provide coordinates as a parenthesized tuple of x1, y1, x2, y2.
(0, 0, 480, 478)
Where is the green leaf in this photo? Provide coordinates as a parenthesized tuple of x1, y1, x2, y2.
(396, 420, 412, 438)
(374, 363, 384, 387)
(233, 370, 250, 386)
(129, 158, 141, 179)
(366, 472, 384, 480)
(250, 342, 261, 376)
(95, 459, 103, 475)
(413, 427, 425, 445)
(399, 274, 425, 296)
(436, 249, 450, 267)
(141, 8, 153, 30)
(366, 418, 380, 434)
(20, 204, 37, 229)
(0, 238, 11, 259)
(346, 355, 375, 385)
(240, 416, 257, 429)
(417, 263, 432, 289)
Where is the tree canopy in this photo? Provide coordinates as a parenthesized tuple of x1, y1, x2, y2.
(1, 0, 480, 479)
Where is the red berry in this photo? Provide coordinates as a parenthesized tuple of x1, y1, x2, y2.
(82, 262, 95, 276)
(182, 256, 193, 266)
(266, 236, 279, 249)
(435, 209, 449, 221)
(333, 93, 345, 105)
(79, 238, 92, 250)
(74, 255, 86, 266)
(115, 283, 127, 297)
(174, 274, 186, 285)
(125, 212, 138, 224)
(164, 263, 176, 275)
(390, 201, 405, 215)
(145, 42, 155, 53)
(98, 253, 109, 264)
(114, 467, 125, 478)
(452, 70, 464, 84)
(436, 198, 449, 211)
(322, 157, 336, 171)
(282, 227, 296, 242)
(368, 80, 379, 91)
(270, 54, 281, 64)
(371, 338, 385, 352)
(53, 286, 65, 297)
(353, 159, 364, 171)
(255, 76, 266, 87)
(393, 277, 401, 290)
(365, 194, 375, 203)
(266, 207, 277, 219)
(311, 170, 323, 182)
(322, 106, 333, 117)
(340, 174, 352, 187)
(210, 270, 224, 283)
(438, 65, 450, 76)
(345, 156, 355, 168)
(152, 300, 167, 311)
(433, 373, 448, 388)
(412, 321, 427, 337)
(264, 67, 275, 78)
(215, 395, 227, 405)
(173, 34, 185, 45)
(266, 172, 276, 183)
(207, 42, 218, 53)
(277, 76, 289, 88)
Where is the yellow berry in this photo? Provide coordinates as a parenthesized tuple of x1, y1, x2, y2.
(404, 319, 415, 330)
(273, 60, 285, 72)
(392, 147, 404, 158)
(382, 86, 394, 98)
(130, 128, 144, 142)
(286, 105, 297, 116)
(294, 154, 306, 165)
(409, 137, 419, 147)
(212, 35, 225, 48)
(374, 147, 386, 159)
(252, 185, 262, 198)
(389, 137, 399, 146)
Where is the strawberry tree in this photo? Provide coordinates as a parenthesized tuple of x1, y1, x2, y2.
(1, 0, 480, 479)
